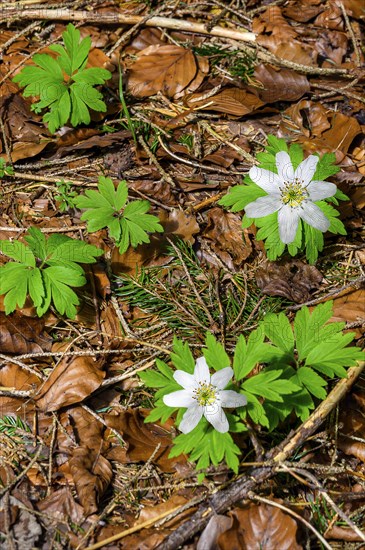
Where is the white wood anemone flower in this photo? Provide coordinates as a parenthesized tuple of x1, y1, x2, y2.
(163, 357, 247, 434)
(245, 151, 337, 244)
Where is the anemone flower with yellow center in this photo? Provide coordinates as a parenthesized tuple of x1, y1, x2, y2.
(163, 357, 247, 434)
(245, 151, 337, 244)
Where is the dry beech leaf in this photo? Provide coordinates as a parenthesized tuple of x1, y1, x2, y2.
(203, 208, 252, 269)
(253, 65, 310, 102)
(218, 503, 302, 550)
(126, 45, 200, 98)
(105, 409, 184, 472)
(341, 0, 365, 18)
(37, 487, 85, 526)
(314, 4, 344, 30)
(324, 525, 364, 542)
(0, 363, 40, 416)
(256, 260, 323, 303)
(189, 88, 264, 116)
(69, 446, 113, 516)
(283, 1, 324, 22)
(282, 100, 331, 137)
(330, 288, 365, 337)
(34, 356, 105, 412)
(253, 6, 298, 39)
(0, 311, 52, 354)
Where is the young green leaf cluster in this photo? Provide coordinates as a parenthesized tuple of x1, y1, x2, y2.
(74, 176, 164, 254)
(13, 24, 111, 133)
(0, 227, 102, 318)
(219, 136, 347, 264)
(140, 302, 363, 475)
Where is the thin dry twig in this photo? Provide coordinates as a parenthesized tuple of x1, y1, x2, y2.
(1, 9, 256, 42)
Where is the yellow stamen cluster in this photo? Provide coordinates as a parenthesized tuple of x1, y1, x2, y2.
(281, 179, 308, 208)
(193, 382, 217, 406)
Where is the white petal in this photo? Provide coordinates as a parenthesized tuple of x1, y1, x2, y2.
(245, 195, 281, 218)
(299, 201, 330, 232)
(294, 155, 319, 186)
(276, 151, 294, 182)
(306, 180, 337, 201)
(194, 356, 210, 384)
(211, 367, 233, 390)
(179, 404, 203, 434)
(278, 205, 300, 244)
(219, 390, 247, 408)
(204, 403, 229, 433)
(163, 390, 195, 408)
(173, 370, 196, 390)
(249, 166, 282, 193)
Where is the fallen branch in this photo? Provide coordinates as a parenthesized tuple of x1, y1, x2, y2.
(156, 361, 365, 550)
(2, 8, 256, 42)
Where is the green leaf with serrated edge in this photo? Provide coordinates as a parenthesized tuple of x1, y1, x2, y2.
(80, 207, 115, 232)
(75, 188, 112, 210)
(243, 392, 269, 427)
(242, 370, 285, 402)
(296, 367, 327, 399)
(70, 88, 91, 126)
(263, 312, 295, 355)
(234, 327, 284, 380)
(289, 143, 304, 169)
(312, 152, 340, 181)
(117, 218, 130, 254)
(156, 358, 175, 380)
(27, 268, 44, 308)
(96, 177, 120, 209)
(0, 264, 31, 313)
(304, 223, 323, 264)
(45, 239, 102, 266)
(294, 302, 334, 360)
(41, 267, 83, 318)
(139, 371, 172, 388)
(170, 337, 195, 374)
(0, 240, 35, 266)
(115, 180, 128, 211)
(316, 201, 347, 235)
(108, 218, 122, 242)
(203, 332, 230, 371)
(123, 200, 150, 218)
(241, 214, 253, 229)
(218, 181, 266, 212)
(255, 152, 276, 171)
(266, 134, 288, 154)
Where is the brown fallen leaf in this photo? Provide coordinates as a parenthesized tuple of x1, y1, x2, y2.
(281, 100, 331, 138)
(283, 1, 324, 22)
(218, 503, 302, 550)
(203, 208, 253, 269)
(70, 446, 113, 516)
(253, 65, 310, 102)
(34, 356, 105, 412)
(314, 3, 344, 30)
(105, 409, 185, 472)
(256, 260, 323, 303)
(37, 487, 85, 525)
(189, 87, 264, 116)
(197, 514, 232, 550)
(0, 311, 52, 354)
(330, 288, 365, 337)
(0, 363, 40, 416)
(126, 45, 203, 98)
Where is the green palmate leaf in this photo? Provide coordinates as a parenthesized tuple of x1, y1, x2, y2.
(203, 332, 230, 371)
(218, 179, 266, 212)
(75, 177, 163, 254)
(233, 327, 284, 380)
(13, 23, 111, 133)
(263, 312, 294, 355)
(295, 367, 327, 400)
(169, 421, 241, 478)
(170, 337, 196, 374)
(0, 228, 102, 318)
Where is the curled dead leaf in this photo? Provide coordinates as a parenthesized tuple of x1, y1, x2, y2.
(188, 87, 264, 116)
(34, 356, 105, 412)
(70, 446, 113, 516)
(256, 260, 323, 303)
(218, 503, 302, 550)
(105, 409, 185, 472)
(0, 311, 52, 354)
(203, 208, 253, 269)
